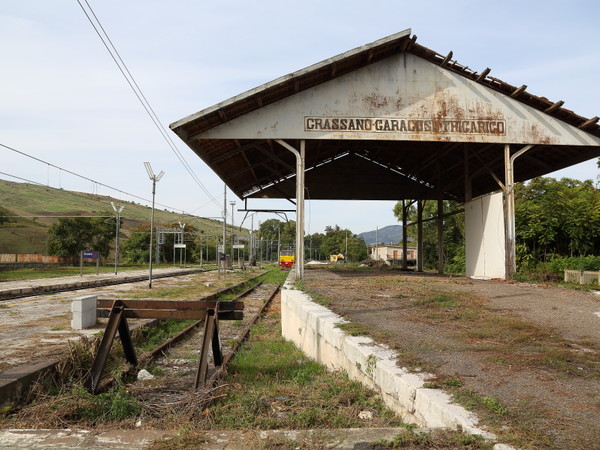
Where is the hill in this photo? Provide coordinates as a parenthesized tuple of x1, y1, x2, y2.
(358, 225, 405, 245)
(0, 179, 242, 254)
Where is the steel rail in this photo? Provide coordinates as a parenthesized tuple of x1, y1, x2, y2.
(144, 280, 266, 361)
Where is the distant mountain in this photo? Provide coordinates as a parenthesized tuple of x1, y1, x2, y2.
(358, 225, 405, 245)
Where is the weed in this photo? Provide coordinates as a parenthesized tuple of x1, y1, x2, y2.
(453, 390, 507, 416)
(336, 321, 369, 336)
(443, 377, 463, 387)
(49, 326, 65, 331)
(365, 354, 377, 378)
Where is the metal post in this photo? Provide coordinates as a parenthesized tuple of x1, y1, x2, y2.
(277, 223, 281, 263)
(275, 139, 305, 279)
(345, 231, 348, 262)
(504, 144, 534, 278)
(222, 185, 227, 273)
(230, 201, 236, 263)
(375, 226, 379, 261)
(436, 160, 444, 274)
(144, 162, 164, 289)
(111, 202, 124, 275)
(417, 200, 424, 272)
(402, 200, 408, 270)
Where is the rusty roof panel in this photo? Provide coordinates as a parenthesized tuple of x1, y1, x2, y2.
(170, 30, 600, 202)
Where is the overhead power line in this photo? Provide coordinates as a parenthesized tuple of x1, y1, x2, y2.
(75, 0, 221, 209)
(1, 144, 179, 212)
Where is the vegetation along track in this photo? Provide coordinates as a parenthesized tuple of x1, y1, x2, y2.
(2, 272, 283, 431)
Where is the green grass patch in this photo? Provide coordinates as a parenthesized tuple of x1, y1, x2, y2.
(375, 427, 492, 449)
(197, 311, 404, 430)
(133, 319, 197, 352)
(418, 292, 460, 308)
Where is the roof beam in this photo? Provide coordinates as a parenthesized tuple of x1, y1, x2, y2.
(510, 85, 527, 98)
(545, 100, 564, 113)
(476, 68, 491, 81)
(257, 144, 295, 172)
(441, 51, 453, 66)
(207, 140, 267, 165)
(579, 116, 599, 129)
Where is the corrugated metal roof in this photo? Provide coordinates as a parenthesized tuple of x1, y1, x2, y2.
(170, 29, 600, 202)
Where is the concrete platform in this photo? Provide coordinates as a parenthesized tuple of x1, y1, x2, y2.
(0, 267, 203, 300)
(0, 427, 421, 449)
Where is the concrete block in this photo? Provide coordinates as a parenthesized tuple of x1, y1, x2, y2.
(71, 295, 97, 329)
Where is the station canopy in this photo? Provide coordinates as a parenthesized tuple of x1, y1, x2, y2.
(170, 29, 600, 203)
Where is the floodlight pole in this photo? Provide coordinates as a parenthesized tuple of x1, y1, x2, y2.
(111, 202, 125, 275)
(144, 162, 164, 289)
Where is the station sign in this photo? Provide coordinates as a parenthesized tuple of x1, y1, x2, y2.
(174, 244, 187, 249)
(83, 251, 99, 259)
(233, 244, 245, 249)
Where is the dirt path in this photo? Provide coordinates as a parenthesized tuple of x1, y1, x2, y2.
(302, 268, 600, 449)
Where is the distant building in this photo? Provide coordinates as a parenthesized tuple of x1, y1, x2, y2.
(369, 245, 417, 265)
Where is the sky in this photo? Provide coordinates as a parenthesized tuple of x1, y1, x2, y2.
(1, 0, 599, 235)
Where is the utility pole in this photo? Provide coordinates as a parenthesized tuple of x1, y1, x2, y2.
(222, 185, 227, 273)
(144, 162, 164, 289)
(345, 231, 348, 261)
(230, 200, 236, 263)
(277, 223, 281, 263)
(110, 202, 124, 275)
(375, 226, 379, 261)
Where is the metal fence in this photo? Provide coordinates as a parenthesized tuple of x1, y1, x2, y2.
(0, 254, 72, 264)
(564, 270, 600, 285)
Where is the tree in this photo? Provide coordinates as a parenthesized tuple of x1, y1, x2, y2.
(47, 213, 115, 260)
(393, 200, 465, 272)
(320, 225, 368, 262)
(515, 177, 600, 261)
(306, 232, 324, 260)
(122, 225, 151, 264)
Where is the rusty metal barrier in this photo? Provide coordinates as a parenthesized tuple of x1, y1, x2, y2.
(86, 299, 244, 394)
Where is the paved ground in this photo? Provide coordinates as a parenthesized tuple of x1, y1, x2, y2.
(302, 268, 600, 449)
(0, 268, 209, 372)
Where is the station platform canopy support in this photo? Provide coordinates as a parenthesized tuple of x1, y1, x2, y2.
(170, 29, 600, 280)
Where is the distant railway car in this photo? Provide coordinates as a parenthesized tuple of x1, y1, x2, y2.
(279, 249, 295, 268)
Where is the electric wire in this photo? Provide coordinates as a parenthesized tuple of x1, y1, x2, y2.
(75, 0, 221, 208)
(0, 145, 186, 212)
(0, 167, 224, 224)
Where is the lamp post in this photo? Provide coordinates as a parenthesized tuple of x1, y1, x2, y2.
(110, 202, 124, 275)
(230, 200, 236, 262)
(144, 162, 164, 289)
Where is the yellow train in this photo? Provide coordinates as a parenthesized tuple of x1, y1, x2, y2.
(279, 249, 295, 268)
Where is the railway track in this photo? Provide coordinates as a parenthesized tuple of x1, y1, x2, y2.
(122, 280, 281, 415)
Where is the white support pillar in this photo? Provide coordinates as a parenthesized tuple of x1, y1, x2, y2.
(504, 144, 534, 278)
(276, 139, 305, 279)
